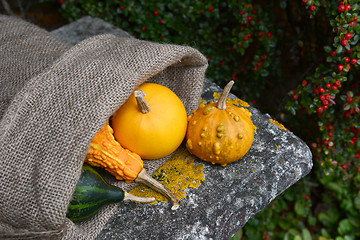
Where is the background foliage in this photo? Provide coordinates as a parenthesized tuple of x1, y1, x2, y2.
(58, 0, 360, 239)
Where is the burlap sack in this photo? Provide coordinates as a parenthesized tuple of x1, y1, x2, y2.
(0, 15, 208, 239)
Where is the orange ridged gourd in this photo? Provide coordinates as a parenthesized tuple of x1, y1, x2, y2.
(84, 121, 180, 210)
(186, 81, 254, 167)
(84, 121, 143, 183)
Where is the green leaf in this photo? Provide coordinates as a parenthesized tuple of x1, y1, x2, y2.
(295, 201, 306, 217)
(354, 196, 360, 210)
(338, 219, 354, 235)
(336, 45, 344, 54)
(325, 182, 343, 194)
(280, 0, 287, 9)
(324, 46, 332, 53)
(302, 228, 312, 240)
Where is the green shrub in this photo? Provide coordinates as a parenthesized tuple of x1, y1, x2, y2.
(60, 0, 278, 101)
(59, 0, 360, 239)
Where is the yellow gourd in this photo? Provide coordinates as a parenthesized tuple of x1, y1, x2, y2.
(186, 81, 254, 167)
(111, 83, 188, 160)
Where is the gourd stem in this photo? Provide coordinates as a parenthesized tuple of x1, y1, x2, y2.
(135, 168, 180, 210)
(124, 191, 156, 203)
(134, 90, 151, 113)
(217, 80, 234, 110)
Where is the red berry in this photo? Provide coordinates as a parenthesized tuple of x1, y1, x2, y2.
(344, 111, 351, 118)
(313, 88, 319, 94)
(256, 61, 262, 67)
(142, 26, 146, 31)
(335, 80, 341, 86)
(153, 10, 159, 16)
(258, 31, 264, 37)
(330, 51, 337, 57)
(346, 4, 351, 11)
(345, 33, 352, 40)
(346, 48, 353, 54)
(266, 32, 272, 38)
(322, 100, 329, 105)
(337, 5, 345, 12)
(326, 83, 331, 89)
(220, 61, 225, 66)
(310, 5, 316, 11)
(59, 0, 64, 4)
(350, 58, 357, 65)
(341, 164, 347, 170)
(304, 195, 310, 200)
(328, 125, 334, 131)
(347, 96, 353, 103)
(247, 16, 253, 22)
(119, 6, 125, 10)
(208, 6, 214, 12)
(159, 19, 163, 24)
(337, 64, 344, 71)
(317, 107, 324, 114)
(293, 94, 298, 100)
(319, 87, 325, 93)
(328, 132, 333, 137)
(341, 39, 348, 46)
(324, 105, 328, 110)
(325, 94, 331, 101)
(332, 85, 338, 90)
(320, 95, 326, 101)
(345, 57, 350, 63)
(302, 0, 308, 3)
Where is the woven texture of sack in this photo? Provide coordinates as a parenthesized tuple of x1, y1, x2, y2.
(0, 15, 208, 239)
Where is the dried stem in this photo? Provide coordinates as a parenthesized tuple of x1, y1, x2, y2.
(135, 168, 180, 210)
(217, 80, 234, 110)
(124, 192, 155, 203)
(134, 90, 151, 113)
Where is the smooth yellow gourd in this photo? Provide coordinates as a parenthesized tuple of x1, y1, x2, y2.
(111, 83, 188, 160)
(186, 81, 254, 166)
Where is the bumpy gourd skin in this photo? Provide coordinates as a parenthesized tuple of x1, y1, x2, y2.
(85, 122, 143, 183)
(186, 101, 254, 167)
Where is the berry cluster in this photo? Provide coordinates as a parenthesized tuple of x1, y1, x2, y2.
(287, 0, 360, 181)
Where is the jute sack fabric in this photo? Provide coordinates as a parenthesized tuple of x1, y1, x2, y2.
(0, 15, 208, 239)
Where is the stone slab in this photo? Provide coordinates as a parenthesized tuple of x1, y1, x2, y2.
(51, 17, 313, 240)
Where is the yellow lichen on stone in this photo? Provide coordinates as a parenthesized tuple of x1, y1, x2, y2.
(129, 147, 205, 204)
(213, 92, 250, 107)
(269, 119, 287, 131)
(199, 97, 207, 105)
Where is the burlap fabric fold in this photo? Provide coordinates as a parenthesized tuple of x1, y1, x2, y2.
(0, 15, 208, 239)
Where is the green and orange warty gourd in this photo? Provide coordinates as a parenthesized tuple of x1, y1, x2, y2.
(111, 83, 188, 160)
(186, 81, 254, 167)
